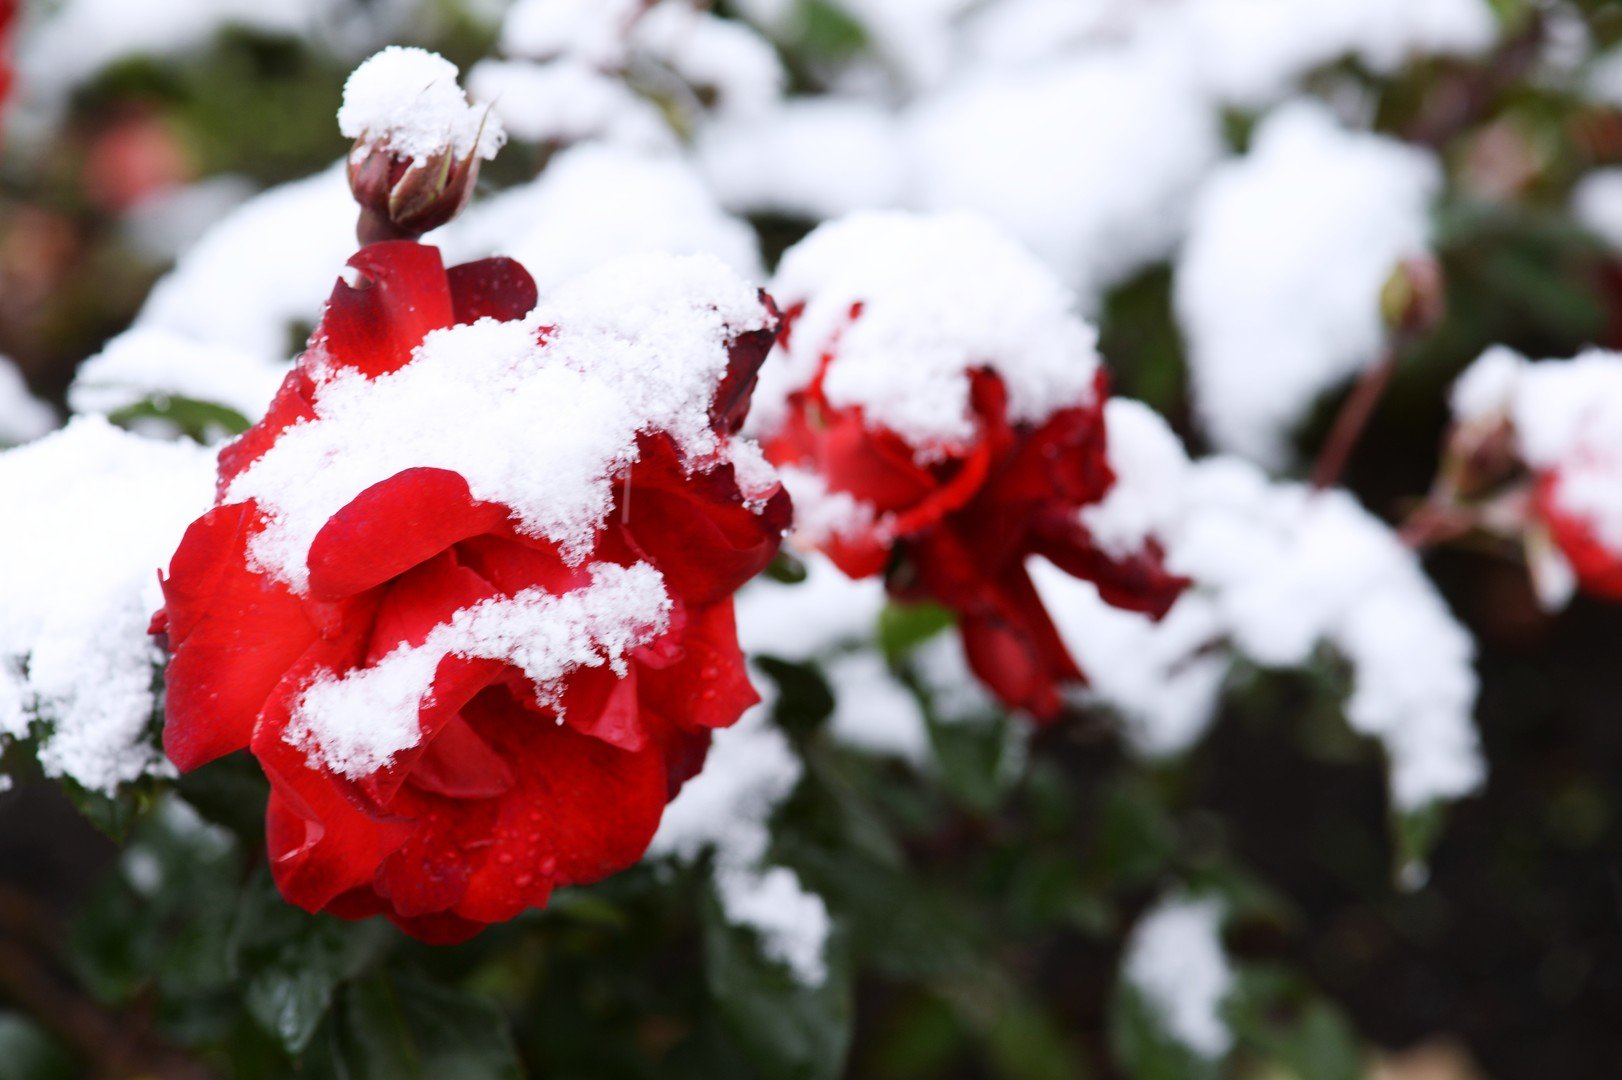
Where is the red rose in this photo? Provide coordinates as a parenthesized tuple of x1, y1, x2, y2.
(1534, 469, 1622, 601)
(756, 215, 1184, 721)
(156, 241, 788, 943)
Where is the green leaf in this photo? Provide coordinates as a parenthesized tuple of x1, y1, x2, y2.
(108, 396, 252, 441)
(877, 601, 954, 664)
(314, 973, 523, 1080)
(1086, 778, 1178, 891)
(797, 0, 868, 60)
(700, 883, 853, 1080)
(764, 551, 809, 584)
(232, 868, 395, 1055)
(925, 714, 1019, 816)
(984, 999, 1089, 1080)
(1227, 965, 1364, 1080)
(755, 657, 836, 742)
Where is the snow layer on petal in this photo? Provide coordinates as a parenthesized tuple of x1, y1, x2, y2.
(289, 563, 671, 777)
(759, 212, 1100, 451)
(1176, 102, 1440, 465)
(1123, 895, 1235, 1060)
(228, 252, 773, 592)
(0, 418, 216, 792)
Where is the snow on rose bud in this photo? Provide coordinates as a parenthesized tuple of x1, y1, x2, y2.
(153, 241, 789, 942)
(338, 47, 506, 245)
(751, 213, 1185, 720)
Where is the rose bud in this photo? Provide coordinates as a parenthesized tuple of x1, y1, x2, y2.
(1380, 254, 1447, 341)
(337, 47, 506, 244)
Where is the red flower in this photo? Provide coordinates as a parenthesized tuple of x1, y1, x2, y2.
(156, 242, 787, 943)
(1534, 470, 1622, 601)
(0, 0, 16, 131)
(761, 309, 1184, 721)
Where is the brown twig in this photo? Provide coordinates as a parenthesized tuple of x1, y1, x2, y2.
(1312, 346, 1400, 491)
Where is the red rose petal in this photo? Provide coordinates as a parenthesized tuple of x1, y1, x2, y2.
(639, 600, 758, 733)
(451, 687, 669, 925)
(306, 468, 510, 601)
(159, 503, 320, 772)
(318, 242, 456, 379)
(447, 256, 539, 324)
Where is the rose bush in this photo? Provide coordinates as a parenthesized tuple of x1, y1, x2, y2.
(755, 214, 1185, 720)
(154, 240, 788, 943)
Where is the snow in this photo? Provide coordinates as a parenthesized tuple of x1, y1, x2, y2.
(733, 554, 887, 664)
(697, 99, 906, 222)
(500, 0, 644, 66)
(17, 0, 342, 105)
(1455, 347, 1622, 559)
(227, 253, 773, 594)
(1036, 400, 1484, 810)
(1572, 168, 1622, 253)
(905, 44, 1220, 306)
(0, 357, 57, 446)
(69, 327, 288, 436)
(466, 59, 674, 149)
(758, 212, 1101, 452)
(633, 4, 785, 120)
(136, 164, 358, 372)
(1448, 344, 1525, 425)
(649, 695, 831, 985)
(733, 554, 936, 763)
(1122, 895, 1234, 1060)
(437, 143, 762, 293)
(1176, 102, 1440, 465)
(0, 418, 216, 793)
(338, 47, 504, 164)
(823, 652, 931, 764)
(289, 563, 671, 777)
(121, 176, 257, 263)
(1158, 0, 1498, 109)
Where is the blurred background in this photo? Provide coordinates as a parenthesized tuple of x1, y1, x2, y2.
(5, 1, 1622, 1077)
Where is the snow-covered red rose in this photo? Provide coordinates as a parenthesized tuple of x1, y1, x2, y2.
(751, 213, 1184, 720)
(1447, 347, 1622, 605)
(154, 241, 788, 942)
